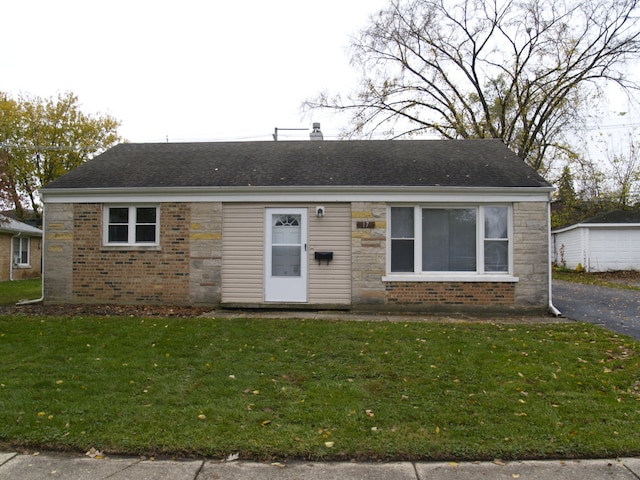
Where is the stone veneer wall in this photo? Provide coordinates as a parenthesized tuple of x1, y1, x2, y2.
(44, 203, 74, 302)
(351, 202, 387, 306)
(189, 202, 222, 305)
(512, 201, 550, 308)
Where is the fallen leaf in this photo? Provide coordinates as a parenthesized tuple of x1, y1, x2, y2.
(225, 453, 239, 462)
(324, 441, 335, 448)
(512, 474, 521, 478)
(198, 414, 207, 420)
(261, 420, 271, 427)
(493, 459, 506, 466)
(365, 409, 375, 417)
(85, 447, 104, 459)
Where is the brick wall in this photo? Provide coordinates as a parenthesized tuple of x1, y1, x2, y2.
(386, 281, 515, 306)
(71, 203, 191, 304)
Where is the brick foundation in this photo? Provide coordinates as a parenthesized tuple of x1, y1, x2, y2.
(385, 281, 515, 306)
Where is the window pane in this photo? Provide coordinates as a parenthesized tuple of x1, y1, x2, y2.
(136, 225, 156, 243)
(391, 239, 414, 272)
(422, 209, 476, 271)
(391, 207, 414, 238)
(272, 214, 301, 244)
(485, 207, 508, 239)
(108, 225, 128, 242)
(136, 207, 156, 224)
(272, 246, 301, 276)
(485, 240, 508, 272)
(449, 209, 476, 271)
(109, 207, 128, 224)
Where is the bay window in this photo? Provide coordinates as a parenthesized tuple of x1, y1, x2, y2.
(389, 205, 511, 276)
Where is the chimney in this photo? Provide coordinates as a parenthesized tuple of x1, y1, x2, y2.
(310, 122, 323, 141)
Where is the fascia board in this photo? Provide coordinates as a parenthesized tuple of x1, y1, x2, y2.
(41, 185, 554, 204)
(553, 222, 640, 234)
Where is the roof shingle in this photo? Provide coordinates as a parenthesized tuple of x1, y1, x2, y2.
(42, 140, 550, 190)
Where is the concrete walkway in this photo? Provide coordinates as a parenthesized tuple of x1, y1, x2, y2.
(2, 452, 640, 479)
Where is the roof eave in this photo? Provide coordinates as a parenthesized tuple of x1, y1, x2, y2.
(41, 184, 554, 198)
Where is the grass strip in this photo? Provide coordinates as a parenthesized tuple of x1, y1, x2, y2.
(553, 270, 640, 291)
(1, 316, 639, 461)
(0, 279, 42, 305)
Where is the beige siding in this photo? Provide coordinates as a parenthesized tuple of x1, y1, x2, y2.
(222, 203, 352, 305)
(221, 204, 265, 303)
(308, 203, 351, 304)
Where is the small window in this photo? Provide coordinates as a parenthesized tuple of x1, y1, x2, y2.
(12, 237, 30, 266)
(105, 206, 159, 246)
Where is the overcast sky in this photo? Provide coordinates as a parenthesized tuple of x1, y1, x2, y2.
(3, 0, 638, 147)
(3, 0, 388, 143)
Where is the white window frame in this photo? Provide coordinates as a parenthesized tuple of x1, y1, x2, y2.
(103, 205, 160, 247)
(12, 236, 30, 267)
(384, 204, 518, 282)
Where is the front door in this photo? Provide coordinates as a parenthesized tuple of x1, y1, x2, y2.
(265, 208, 308, 302)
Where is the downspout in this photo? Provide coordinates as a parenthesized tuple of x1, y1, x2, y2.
(548, 199, 562, 317)
(10, 232, 20, 281)
(16, 209, 45, 305)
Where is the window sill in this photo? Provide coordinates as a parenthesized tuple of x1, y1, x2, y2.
(14, 264, 31, 269)
(101, 244, 161, 252)
(382, 274, 519, 283)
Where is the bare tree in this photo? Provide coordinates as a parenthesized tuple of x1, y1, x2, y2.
(304, 0, 640, 173)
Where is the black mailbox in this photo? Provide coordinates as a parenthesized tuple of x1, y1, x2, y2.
(314, 251, 333, 264)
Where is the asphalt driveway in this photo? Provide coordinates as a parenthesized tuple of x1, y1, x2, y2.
(553, 280, 640, 340)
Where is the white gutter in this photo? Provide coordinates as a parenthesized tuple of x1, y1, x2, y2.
(16, 208, 45, 305)
(547, 200, 562, 317)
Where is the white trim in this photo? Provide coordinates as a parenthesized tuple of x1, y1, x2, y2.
(102, 205, 160, 247)
(41, 185, 554, 204)
(12, 236, 30, 268)
(264, 208, 308, 303)
(387, 204, 514, 278)
(553, 222, 640, 234)
(382, 274, 519, 282)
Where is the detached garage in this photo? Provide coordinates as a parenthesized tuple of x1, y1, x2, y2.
(552, 210, 640, 272)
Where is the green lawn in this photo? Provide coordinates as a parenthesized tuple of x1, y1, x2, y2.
(553, 269, 640, 291)
(0, 278, 42, 305)
(1, 315, 639, 461)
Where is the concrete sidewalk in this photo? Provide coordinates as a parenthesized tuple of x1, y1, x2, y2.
(2, 452, 640, 479)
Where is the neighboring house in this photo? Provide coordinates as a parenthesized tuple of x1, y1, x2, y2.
(40, 135, 554, 313)
(552, 210, 640, 272)
(0, 215, 43, 281)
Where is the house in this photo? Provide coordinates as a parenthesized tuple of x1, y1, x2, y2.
(39, 135, 554, 313)
(552, 210, 640, 272)
(0, 214, 43, 281)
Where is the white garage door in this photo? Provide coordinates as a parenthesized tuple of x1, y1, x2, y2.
(589, 228, 640, 271)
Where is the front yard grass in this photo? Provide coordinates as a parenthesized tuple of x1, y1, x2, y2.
(1, 316, 639, 461)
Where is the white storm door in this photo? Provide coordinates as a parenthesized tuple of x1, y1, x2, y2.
(265, 208, 308, 302)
